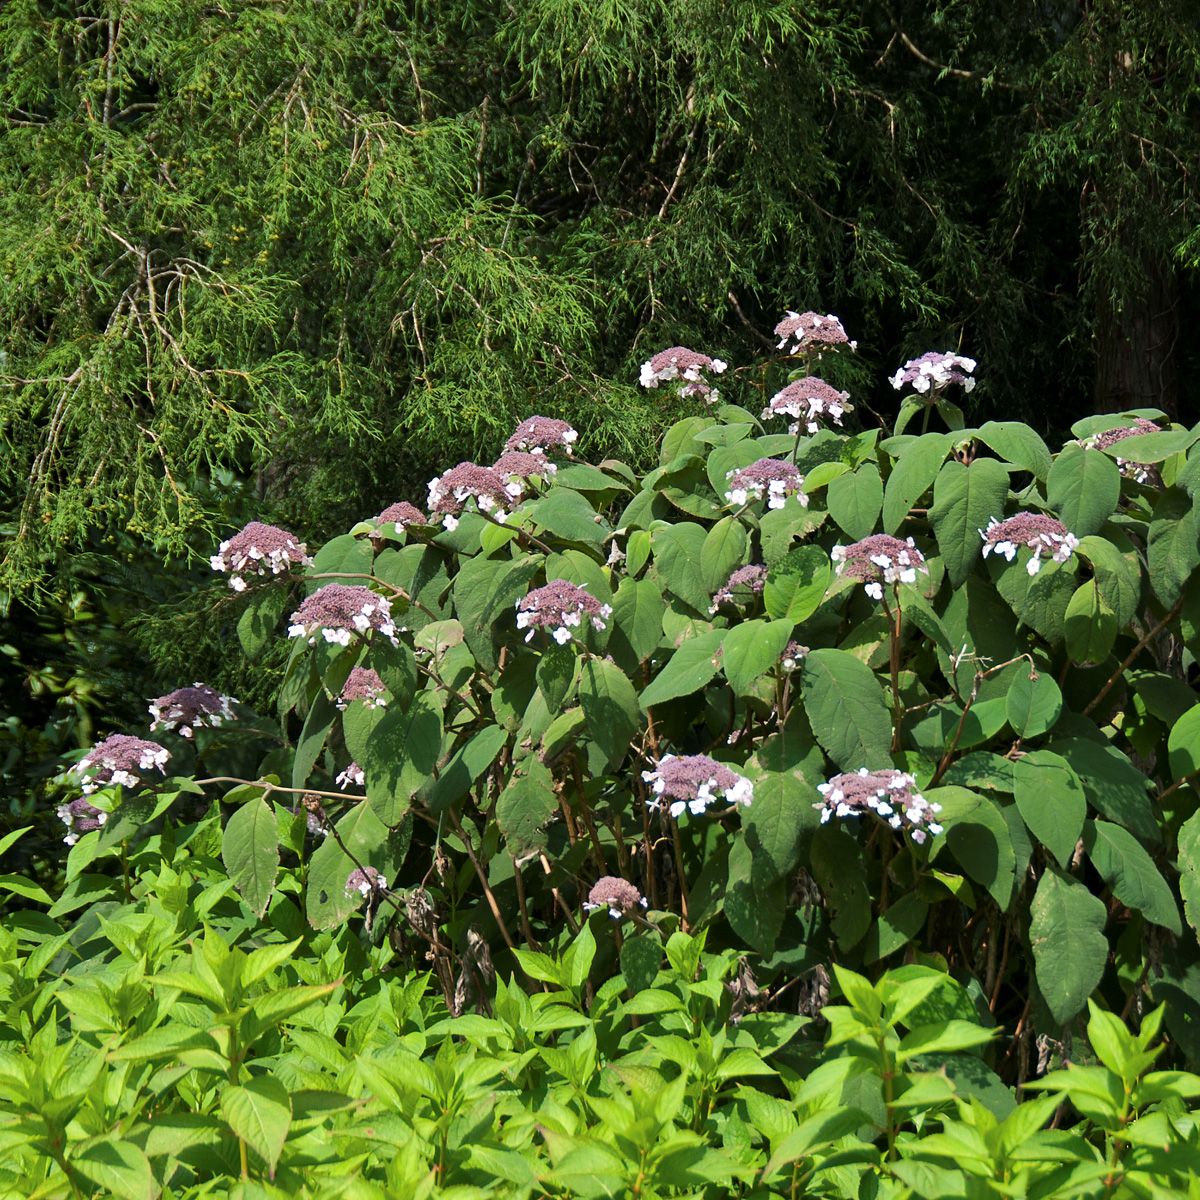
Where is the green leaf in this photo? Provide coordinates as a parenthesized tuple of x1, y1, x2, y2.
(537, 643, 576, 714)
(865, 894, 930, 964)
(883, 433, 950, 533)
(620, 936, 662, 992)
(1100, 426, 1199, 464)
(1177, 810, 1200, 935)
(221, 796, 279, 919)
(976, 422, 1052, 480)
(811, 825, 871, 950)
(530, 488, 608, 544)
(1030, 868, 1109, 1025)
(1006, 668, 1062, 738)
(1047, 444, 1122, 537)
(422, 724, 508, 814)
(362, 691, 443, 825)
(827, 465, 883, 541)
(700, 516, 750, 595)
(221, 1075, 292, 1175)
(1050, 737, 1158, 844)
(1064, 580, 1117, 664)
(763, 544, 830, 623)
(306, 801, 405, 930)
(931, 785, 1016, 908)
(496, 759, 558, 853)
(292, 691, 337, 790)
(722, 619, 794, 695)
(1169, 702, 1200, 781)
(801, 648, 893, 770)
(726, 837, 786, 954)
(71, 1139, 155, 1200)
(1077, 535, 1141, 628)
(608, 577, 666, 672)
(369, 638, 419, 706)
(639, 629, 725, 709)
(1147, 488, 1200, 607)
(759, 504, 825, 564)
(930, 458, 1011, 586)
(1083, 820, 1180, 933)
(1013, 750, 1086, 869)
(994, 556, 1077, 644)
(237, 587, 289, 660)
(652, 522, 711, 614)
(579, 658, 641, 769)
(898, 1019, 996, 1062)
(743, 770, 820, 881)
(453, 555, 542, 672)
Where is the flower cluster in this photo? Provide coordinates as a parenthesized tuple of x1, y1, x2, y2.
(981, 513, 1079, 576)
(149, 683, 236, 739)
(831, 535, 927, 600)
(890, 351, 976, 395)
(505, 416, 578, 457)
(427, 462, 513, 530)
(210, 521, 311, 591)
(516, 580, 612, 644)
(297, 793, 330, 838)
(336, 762, 365, 790)
(774, 311, 855, 355)
(72, 734, 170, 794)
(337, 666, 388, 710)
(57, 798, 108, 846)
(371, 502, 427, 536)
(288, 584, 399, 647)
(762, 377, 851, 434)
(345, 865, 388, 899)
(639, 346, 728, 403)
(583, 876, 649, 920)
(816, 768, 944, 844)
(710, 564, 768, 613)
(643, 754, 754, 818)
(1084, 418, 1162, 485)
(781, 641, 810, 672)
(724, 458, 807, 509)
(492, 450, 558, 498)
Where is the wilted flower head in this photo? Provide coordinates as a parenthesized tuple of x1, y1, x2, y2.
(981, 513, 1079, 576)
(296, 793, 330, 838)
(56, 798, 108, 846)
(288, 584, 399, 648)
(639, 346, 728, 403)
(492, 450, 558, 500)
(710, 564, 768, 613)
(817, 768, 943, 844)
(890, 351, 976, 395)
(643, 754, 754, 818)
(725, 459, 807, 510)
(336, 762, 365, 790)
(781, 641, 810, 672)
(1084, 418, 1162, 484)
(337, 666, 388, 710)
(210, 521, 311, 591)
(832, 535, 928, 600)
(763, 377, 852, 434)
(516, 580, 612, 645)
(584, 876, 649, 920)
(427, 462, 512, 530)
(345, 865, 388, 899)
(73, 734, 170, 794)
(371, 502, 427, 537)
(774, 312, 855, 355)
(505, 416, 578, 457)
(149, 683, 236, 739)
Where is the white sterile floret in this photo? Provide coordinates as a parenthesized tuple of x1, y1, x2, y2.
(890, 351, 976, 395)
(336, 762, 365, 790)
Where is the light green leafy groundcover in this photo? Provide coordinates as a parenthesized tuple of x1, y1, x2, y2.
(6, 326, 1200, 1193)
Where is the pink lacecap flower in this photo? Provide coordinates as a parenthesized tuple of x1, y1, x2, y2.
(427, 462, 513, 530)
(642, 754, 754, 818)
(639, 346, 728, 403)
(505, 416, 578, 457)
(831, 534, 928, 600)
(346, 865, 388, 898)
(149, 683, 236, 738)
(762, 377, 851, 434)
(724, 459, 807, 509)
(210, 521, 312, 591)
(890, 351, 976, 394)
(56, 797, 108, 846)
(72, 733, 171, 794)
(583, 876, 648, 920)
(516, 580, 612, 645)
(337, 666, 388, 710)
(817, 767, 943, 844)
(287, 584, 399, 647)
(373, 502, 427, 534)
(1085, 418, 1162, 484)
(981, 513, 1078, 576)
(774, 312, 855, 355)
(493, 450, 558, 501)
(710, 564, 768, 613)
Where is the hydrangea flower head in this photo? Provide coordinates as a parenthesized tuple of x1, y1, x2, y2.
(345, 865, 388, 899)
(337, 666, 388, 710)
(583, 876, 649, 920)
(288, 584, 399, 647)
(774, 312, 855, 355)
(372, 502, 427, 536)
(643, 754, 754, 818)
(710, 564, 768, 613)
(149, 683, 236, 739)
(890, 351, 976, 395)
(981, 513, 1079, 576)
(1084, 418, 1162, 484)
(210, 521, 311, 591)
(724, 459, 807, 509)
(505, 416, 578, 457)
(336, 762, 365, 790)
(493, 450, 558, 500)
(516, 580, 612, 644)
(816, 768, 943, 844)
(831, 534, 928, 600)
(57, 797, 108, 846)
(72, 734, 171, 794)
(762, 377, 852, 434)
(639, 346, 728, 403)
(781, 641, 810, 672)
(427, 463, 513, 531)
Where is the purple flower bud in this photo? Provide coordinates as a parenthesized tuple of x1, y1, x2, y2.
(724, 459, 807, 510)
(72, 734, 171, 794)
(762, 377, 851, 434)
(210, 521, 311, 591)
(642, 754, 754, 818)
(890, 351, 976, 395)
(831, 535, 928, 599)
(816, 768, 942, 843)
(287, 584, 399, 647)
(505, 416, 578, 457)
(981, 513, 1079, 576)
(516, 580, 612, 644)
(149, 683, 236, 738)
(774, 312, 855, 355)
